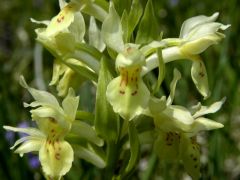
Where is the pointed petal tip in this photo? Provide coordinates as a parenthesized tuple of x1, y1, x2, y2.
(212, 12, 219, 18)
(3, 125, 11, 130)
(19, 75, 29, 89)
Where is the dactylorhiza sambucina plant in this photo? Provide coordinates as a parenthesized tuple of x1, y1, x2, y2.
(4, 0, 230, 179)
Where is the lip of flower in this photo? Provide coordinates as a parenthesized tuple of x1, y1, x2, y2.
(106, 46, 151, 120)
(149, 69, 225, 179)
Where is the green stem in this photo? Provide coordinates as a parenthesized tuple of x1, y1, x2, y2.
(105, 140, 119, 179)
(76, 110, 95, 121)
(141, 153, 158, 180)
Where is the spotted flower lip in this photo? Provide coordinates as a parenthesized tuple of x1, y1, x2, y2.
(102, 3, 152, 120)
(4, 76, 79, 179)
(106, 45, 150, 120)
(150, 69, 225, 179)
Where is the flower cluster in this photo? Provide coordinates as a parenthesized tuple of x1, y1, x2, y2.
(4, 0, 230, 179)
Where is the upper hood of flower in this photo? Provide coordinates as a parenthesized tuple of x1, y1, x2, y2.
(19, 76, 79, 133)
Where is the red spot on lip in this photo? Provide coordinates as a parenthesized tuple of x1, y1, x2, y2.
(55, 153, 60, 160)
(119, 90, 125, 95)
(57, 15, 64, 23)
(131, 91, 138, 96)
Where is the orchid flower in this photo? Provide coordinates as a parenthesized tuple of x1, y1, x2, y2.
(143, 12, 230, 98)
(33, 1, 85, 56)
(148, 69, 225, 179)
(50, 58, 89, 97)
(106, 44, 150, 120)
(4, 76, 79, 179)
(102, 3, 164, 120)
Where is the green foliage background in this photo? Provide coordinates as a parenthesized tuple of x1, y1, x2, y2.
(0, 0, 239, 179)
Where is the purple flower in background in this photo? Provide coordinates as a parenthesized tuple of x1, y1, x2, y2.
(17, 121, 30, 137)
(28, 153, 40, 169)
(169, 0, 179, 7)
(5, 131, 15, 144)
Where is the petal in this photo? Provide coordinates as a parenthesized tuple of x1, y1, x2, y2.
(154, 131, 180, 161)
(62, 88, 79, 121)
(166, 68, 181, 106)
(30, 18, 50, 26)
(180, 12, 219, 38)
(191, 59, 210, 98)
(45, 3, 77, 37)
(180, 135, 201, 179)
(59, 0, 67, 9)
(30, 107, 69, 130)
(56, 68, 74, 97)
(10, 136, 43, 150)
(106, 77, 150, 120)
(193, 97, 226, 118)
(39, 140, 74, 178)
(116, 45, 145, 68)
(101, 2, 124, 52)
(154, 105, 194, 132)
(187, 22, 230, 41)
(14, 138, 43, 155)
(168, 105, 194, 125)
(49, 60, 66, 86)
(89, 16, 106, 52)
(181, 33, 224, 55)
(68, 12, 85, 43)
(54, 32, 76, 53)
(149, 96, 167, 115)
(3, 126, 45, 137)
(189, 117, 224, 136)
(19, 76, 60, 108)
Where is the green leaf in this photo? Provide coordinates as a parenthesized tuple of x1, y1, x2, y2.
(112, 0, 131, 16)
(63, 60, 98, 82)
(62, 43, 102, 74)
(76, 110, 95, 121)
(121, 10, 129, 43)
(73, 144, 106, 168)
(94, 57, 120, 141)
(127, 0, 143, 41)
(124, 121, 140, 174)
(71, 120, 104, 147)
(80, 1, 108, 22)
(94, 0, 109, 12)
(135, 0, 159, 44)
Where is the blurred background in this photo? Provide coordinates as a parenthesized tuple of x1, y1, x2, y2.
(0, 0, 239, 179)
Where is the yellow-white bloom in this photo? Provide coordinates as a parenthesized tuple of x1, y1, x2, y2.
(4, 77, 79, 179)
(179, 12, 230, 55)
(33, 1, 85, 56)
(106, 45, 150, 120)
(143, 13, 230, 98)
(148, 69, 225, 179)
